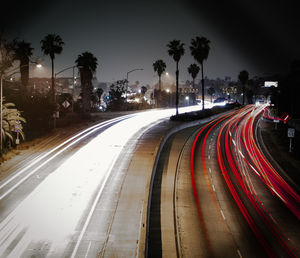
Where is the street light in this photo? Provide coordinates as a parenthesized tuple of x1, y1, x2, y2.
(125, 68, 143, 106)
(1, 62, 42, 154)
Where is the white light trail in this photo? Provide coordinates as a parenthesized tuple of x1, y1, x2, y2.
(0, 106, 202, 257)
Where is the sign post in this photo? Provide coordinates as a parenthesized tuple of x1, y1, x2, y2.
(273, 119, 279, 130)
(287, 128, 295, 152)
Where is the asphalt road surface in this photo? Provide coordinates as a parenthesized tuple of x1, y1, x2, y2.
(148, 104, 299, 257)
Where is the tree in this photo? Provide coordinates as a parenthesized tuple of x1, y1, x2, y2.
(75, 52, 98, 113)
(190, 36, 210, 110)
(95, 88, 103, 106)
(0, 35, 15, 154)
(1, 98, 26, 150)
(208, 87, 215, 103)
(153, 59, 166, 107)
(0, 35, 15, 76)
(141, 86, 147, 95)
(167, 40, 185, 115)
(13, 40, 33, 97)
(238, 70, 249, 105)
(106, 79, 127, 110)
(153, 60, 166, 90)
(40, 34, 64, 103)
(187, 63, 200, 89)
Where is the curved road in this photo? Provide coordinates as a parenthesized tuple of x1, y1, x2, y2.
(148, 105, 300, 257)
(0, 106, 202, 258)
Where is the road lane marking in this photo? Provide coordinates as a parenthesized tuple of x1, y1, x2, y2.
(220, 210, 226, 220)
(237, 249, 242, 258)
(208, 168, 211, 173)
(208, 155, 210, 159)
(84, 241, 92, 258)
(212, 185, 215, 192)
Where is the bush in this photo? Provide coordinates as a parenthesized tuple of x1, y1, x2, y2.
(170, 102, 241, 122)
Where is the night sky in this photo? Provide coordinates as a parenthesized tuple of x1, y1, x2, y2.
(2, 0, 299, 85)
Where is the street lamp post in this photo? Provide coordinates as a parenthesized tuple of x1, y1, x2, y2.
(125, 68, 143, 107)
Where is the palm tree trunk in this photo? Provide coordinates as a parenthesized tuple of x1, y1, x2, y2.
(51, 58, 55, 104)
(242, 84, 245, 105)
(192, 78, 196, 105)
(159, 75, 161, 91)
(176, 62, 179, 115)
(201, 62, 205, 110)
(51, 57, 56, 129)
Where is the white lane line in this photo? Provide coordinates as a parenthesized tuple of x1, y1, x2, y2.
(212, 185, 215, 192)
(237, 249, 242, 258)
(208, 155, 211, 159)
(220, 210, 226, 220)
(209, 168, 211, 173)
(84, 241, 92, 258)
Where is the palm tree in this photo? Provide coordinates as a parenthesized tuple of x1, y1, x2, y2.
(153, 59, 166, 90)
(13, 40, 34, 97)
(238, 70, 249, 105)
(167, 40, 185, 115)
(187, 63, 200, 89)
(153, 59, 166, 107)
(40, 34, 64, 103)
(75, 52, 98, 113)
(190, 36, 210, 110)
(208, 87, 215, 103)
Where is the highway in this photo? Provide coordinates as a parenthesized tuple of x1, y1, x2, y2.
(1, 103, 299, 257)
(0, 106, 202, 258)
(148, 104, 300, 257)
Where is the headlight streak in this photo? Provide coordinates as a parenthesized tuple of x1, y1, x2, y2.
(0, 105, 204, 257)
(217, 105, 298, 257)
(0, 115, 134, 201)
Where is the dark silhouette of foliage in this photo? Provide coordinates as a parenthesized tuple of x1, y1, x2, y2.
(279, 60, 300, 118)
(190, 36, 210, 110)
(187, 63, 200, 88)
(167, 39, 185, 115)
(238, 70, 249, 105)
(106, 80, 127, 110)
(75, 51, 98, 113)
(13, 40, 34, 97)
(153, 60, 166, 90)
(41, 34, 65, 103)
(0, 34, 15, 75)
(95, 88, 103, 105)
(140, 86, 147, 95)
(208, 87, 215, 103)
